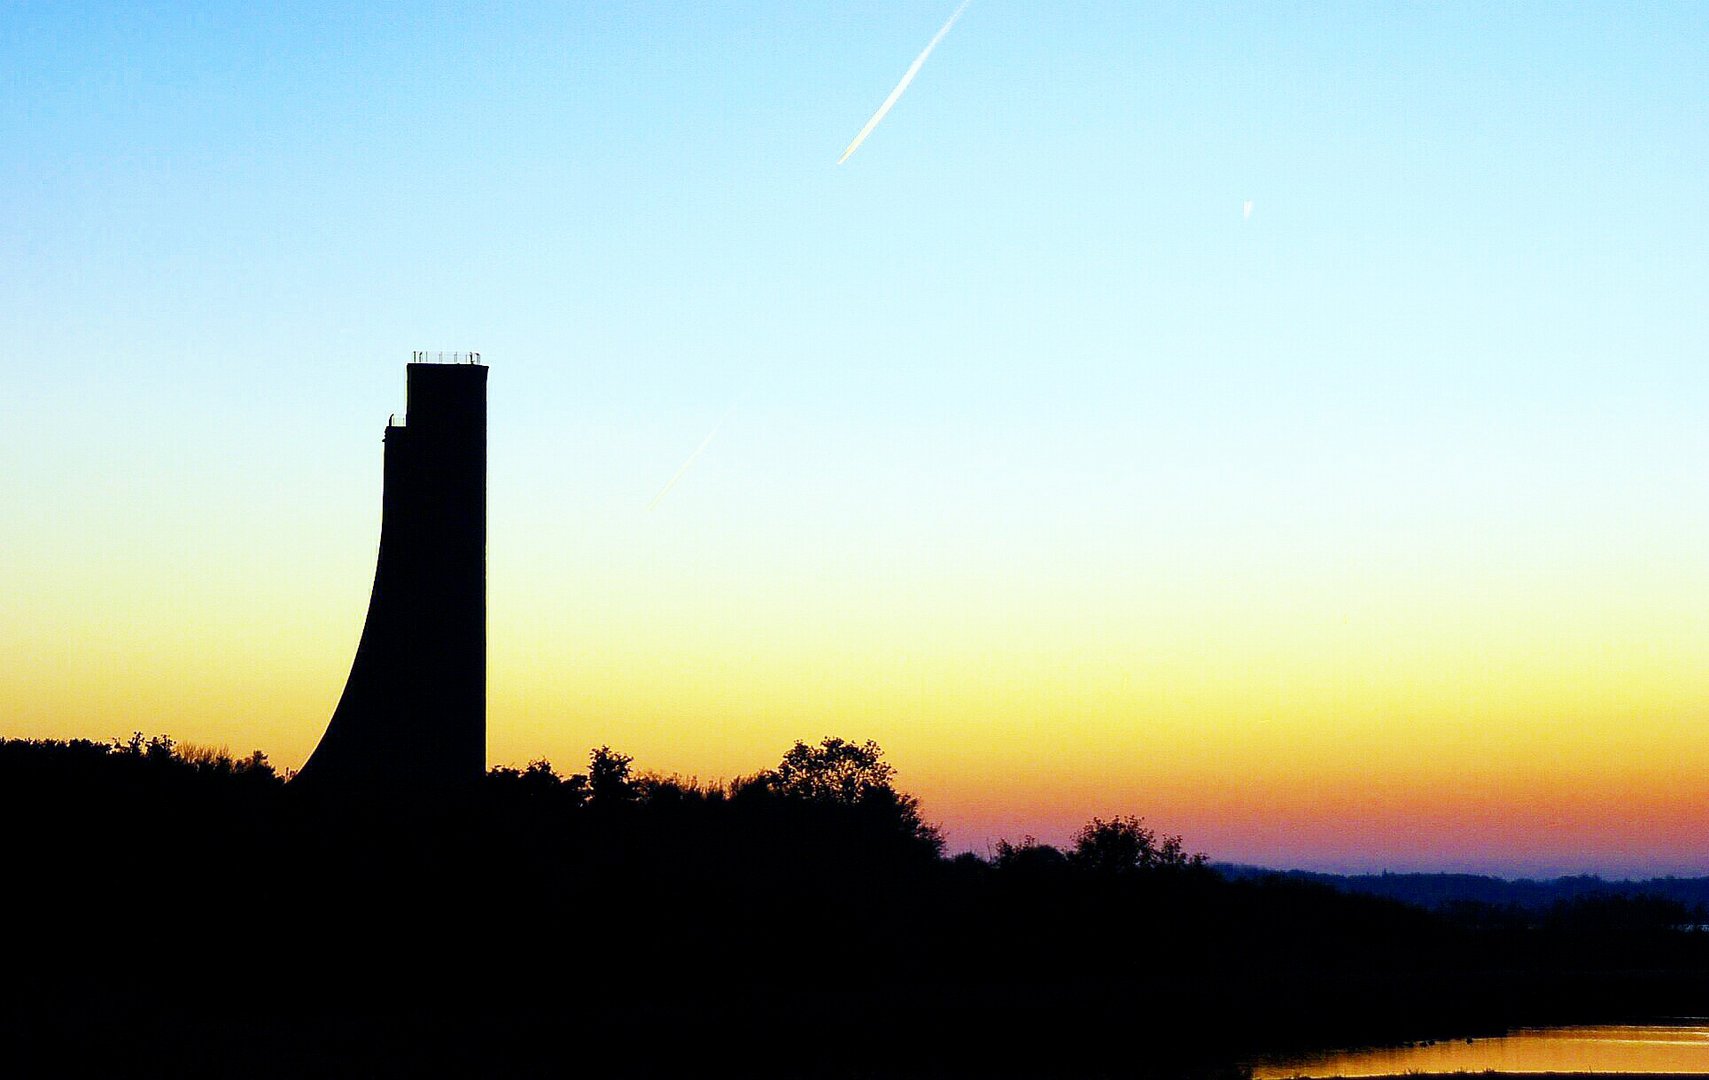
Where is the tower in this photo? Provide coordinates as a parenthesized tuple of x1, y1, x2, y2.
(298, 354, 488, 788)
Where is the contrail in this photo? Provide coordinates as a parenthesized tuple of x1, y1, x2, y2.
(647, 403, 739, 511)
(838, 0, 971, 165)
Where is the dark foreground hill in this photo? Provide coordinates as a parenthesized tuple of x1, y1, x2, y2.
(4, 734, 1707, 1078)
(1216, 864, 1709, 916)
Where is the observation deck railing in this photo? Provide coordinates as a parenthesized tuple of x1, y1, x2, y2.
(411, 350, 482, 364)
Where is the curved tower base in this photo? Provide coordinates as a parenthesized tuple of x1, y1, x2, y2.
(297, 359, 487, 790)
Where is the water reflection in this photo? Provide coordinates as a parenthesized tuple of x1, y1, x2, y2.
(1254, 1024, 1709, 1078)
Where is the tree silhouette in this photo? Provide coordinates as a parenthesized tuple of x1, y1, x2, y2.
(1068, 815, 1204, 875)
(767, 737, 894, 804)
(749, 737, 942, 853)
(6, 731, 1709, 1077)
(587, 745, 636, 806)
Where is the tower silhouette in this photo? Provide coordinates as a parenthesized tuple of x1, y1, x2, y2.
(298, 356, 488, 788)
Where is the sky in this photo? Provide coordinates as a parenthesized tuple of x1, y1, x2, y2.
(4, 1, 1707, 877)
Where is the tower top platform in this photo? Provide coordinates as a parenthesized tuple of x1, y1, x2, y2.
(411, 350, 484, 366)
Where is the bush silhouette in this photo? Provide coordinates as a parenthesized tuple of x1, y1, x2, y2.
(992, 834, 1069, 875)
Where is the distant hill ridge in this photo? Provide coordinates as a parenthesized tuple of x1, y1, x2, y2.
(1214, 864, 1709, 912)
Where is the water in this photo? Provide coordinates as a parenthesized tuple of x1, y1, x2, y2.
(1253, 1024, 1709, 1077)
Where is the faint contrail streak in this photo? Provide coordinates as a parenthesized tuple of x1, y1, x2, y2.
(838, 0, 971, 165)
(647, 403, 739, 511)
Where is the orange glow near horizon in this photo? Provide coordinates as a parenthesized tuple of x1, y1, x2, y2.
(5, 461, 1707, 878)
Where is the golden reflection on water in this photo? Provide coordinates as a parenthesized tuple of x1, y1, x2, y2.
(1253, 1025, 1709, 1078)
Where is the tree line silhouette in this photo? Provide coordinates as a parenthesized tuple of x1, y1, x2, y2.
(1217, 862, 1709, 918)
(3, 732, 1706, 1078)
